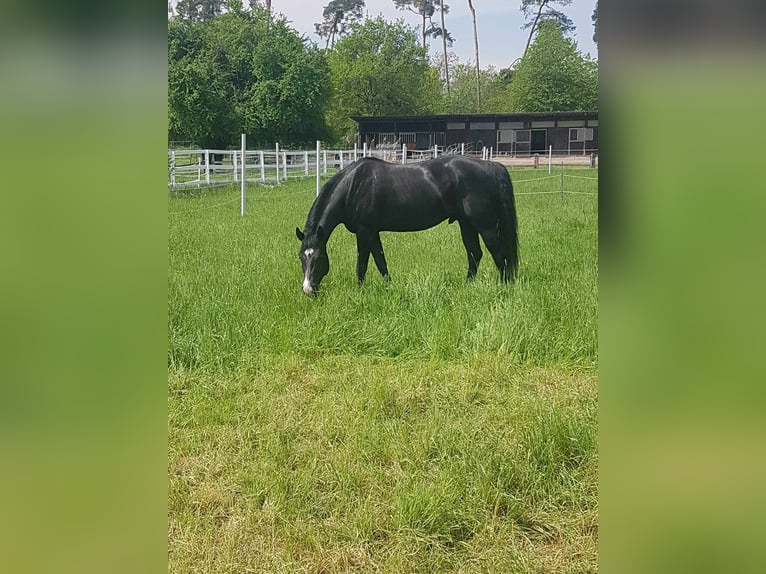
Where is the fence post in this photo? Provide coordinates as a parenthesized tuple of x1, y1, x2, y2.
(560, 161, 564, 200)
(316, 141, 320, 197)
(240, 134, 246, 216)
(534, 154, 539, 169)
(259, 150, 265, 182)
(461, 142, 465, 156)
(233, 150, 238, 183)
(433, 144, 438, 158)
(204, 150, 210, 185)
(548, 145, 552, 174)
(402, 144, 406, 164)
(363, 142, 367, 158)
(197, 157, 201, 187)
(282, 151, 287, 180)
(275, 143, 280, 184)
(304, 151, 309, 176)
(323, 150, 327, 174)
(340, 150, 344, 170)
(354, 143, 358, 161)
(170, 150, 176, 188)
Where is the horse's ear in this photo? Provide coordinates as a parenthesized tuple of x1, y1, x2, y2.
(295, 227, 305, 241)
(317, 225, 325, 242)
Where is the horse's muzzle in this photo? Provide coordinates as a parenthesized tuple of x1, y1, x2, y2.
(302, 279, 318, 296)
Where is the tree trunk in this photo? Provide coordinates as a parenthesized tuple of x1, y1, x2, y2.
(440, 0, 449, 94)
(468, 0, 480, 111)
(523, 0, 548, 58)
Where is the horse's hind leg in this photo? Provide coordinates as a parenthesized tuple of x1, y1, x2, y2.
(459, 220, 483, 281)
(370, 232, 391, 281)
(478, 227, 510, 283)
(356, 233, 372, 285)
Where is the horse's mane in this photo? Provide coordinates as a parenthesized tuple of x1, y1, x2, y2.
(304, 159, 374, 236)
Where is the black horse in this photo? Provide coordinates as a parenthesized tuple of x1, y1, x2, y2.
(295, 155, 518, 295)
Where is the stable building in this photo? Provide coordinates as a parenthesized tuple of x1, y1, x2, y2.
(352, 111, 598, 156)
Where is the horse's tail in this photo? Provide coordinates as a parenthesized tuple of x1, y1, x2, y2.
(494, 164, 519, 282)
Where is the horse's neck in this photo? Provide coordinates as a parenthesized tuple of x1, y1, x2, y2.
(307, 187, 344, 240)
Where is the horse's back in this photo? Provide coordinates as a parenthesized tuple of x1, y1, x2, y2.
(342, 156, 511, 232)
(347, 158, 455, 231)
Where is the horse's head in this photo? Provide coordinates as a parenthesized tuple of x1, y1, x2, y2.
(295, 226, 329, 296)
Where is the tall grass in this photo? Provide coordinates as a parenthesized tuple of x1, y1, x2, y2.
(168, 168, 597, 370)
(168, 167, 598, 573)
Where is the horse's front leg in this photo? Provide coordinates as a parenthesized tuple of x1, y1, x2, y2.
(370, 232, 391, 281)
(356, 233, 371, 286)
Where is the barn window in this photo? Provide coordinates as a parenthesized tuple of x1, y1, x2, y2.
(470, 121, 496, 130)
(497, 130, 514, 144)
(513, 129, 530, 143)
(447, 122, 466, 130)
(569, 128, 594, 142)
(398, 132, 416, 144)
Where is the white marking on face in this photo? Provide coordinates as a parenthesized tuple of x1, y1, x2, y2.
(302, 276, 313, 295)
(304, 248, 314, 257)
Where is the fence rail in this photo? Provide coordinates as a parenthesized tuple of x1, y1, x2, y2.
(168, 143, 598, 190)
(168, 144, 449, 189)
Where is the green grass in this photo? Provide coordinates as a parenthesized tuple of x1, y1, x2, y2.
(168, 167, 598, 573)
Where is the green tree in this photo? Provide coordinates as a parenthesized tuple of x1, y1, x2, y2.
(393, 1, 453, 53)
(439, 0, 450, 93)
(443, 64, 509, 114)
(248, 0, 271, 19)
(592, 1, 598, 50)
(521, 0, 575, 57)
(174, 0, 227, 22)
(326, 16, 442, 144)
(315, 0, 366, 49)
(168, 18, 238, 147)
(168, 9, 330, 148)
(467, 0, 480, 109)
(507, 20, 597, 112)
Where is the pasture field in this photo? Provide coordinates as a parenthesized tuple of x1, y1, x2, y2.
(168, 167, 598, 573)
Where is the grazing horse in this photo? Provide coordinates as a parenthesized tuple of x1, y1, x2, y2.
(295, 155, 518, 295)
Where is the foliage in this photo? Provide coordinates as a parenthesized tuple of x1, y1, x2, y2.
(507, 20, 598, 113)
(442, 64, 510, 113)
(592, 0, 598, 49)
(393, 1, 454, 51)
(168, 9, 331, 148)
(520, 0, 574, 56)
(521, 0, 575, 35)
(174, 0, 227, 22)
(315, 0, 366, 49)
(325, 17, 442, 145)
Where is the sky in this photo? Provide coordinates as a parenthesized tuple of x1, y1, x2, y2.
(272, 0, 598, 69)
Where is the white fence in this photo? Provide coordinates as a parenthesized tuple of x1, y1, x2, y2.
(168, 142, 445, 190)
